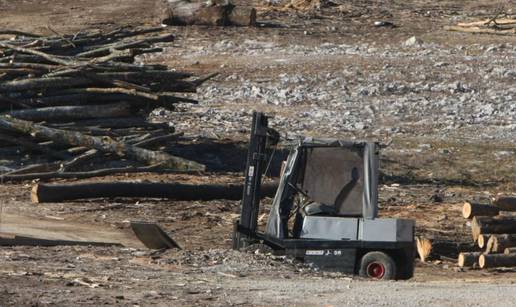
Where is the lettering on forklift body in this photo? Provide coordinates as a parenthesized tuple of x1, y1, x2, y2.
(305, 250, 324, 256)
(306, 250, 343, 256)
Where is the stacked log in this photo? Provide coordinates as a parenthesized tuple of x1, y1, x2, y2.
(457, 199, 516, 269)
(0, 27, 213, 181)
(462, 202, 500, 219)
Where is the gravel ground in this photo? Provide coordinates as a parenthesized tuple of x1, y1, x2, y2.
(1, 0, 516, 305)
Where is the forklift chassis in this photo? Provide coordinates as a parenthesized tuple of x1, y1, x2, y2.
(233, 112, 415, 280)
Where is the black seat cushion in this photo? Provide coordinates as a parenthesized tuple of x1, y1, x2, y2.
(302, 202, 337, 216)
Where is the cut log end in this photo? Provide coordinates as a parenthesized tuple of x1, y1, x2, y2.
(462, 202, 472, 219)
(30, 185, 40, 203)
(479, 254, 486, 268)
(416, 237, 432, 262)
(478, 234, 488, 249)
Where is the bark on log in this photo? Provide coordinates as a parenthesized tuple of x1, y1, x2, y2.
(462, 202, 500, 219)
(0, 116, 204, 171)
(485, 234, 516, 254)
(493, 197, 516, 212)
(471, 216, 516, 242)
(158, 0, 256, 26)
(458, 252, 482, 267)
(504, 247, 516, 255)
(31, 181, 279, 203)
(6, 103, 133, 121)
(479, 254, 516, 269)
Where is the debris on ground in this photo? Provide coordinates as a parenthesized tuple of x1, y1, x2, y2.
(446, 16, 516, 35)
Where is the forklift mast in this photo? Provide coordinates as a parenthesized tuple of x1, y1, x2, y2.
(233, 112, 278, 250)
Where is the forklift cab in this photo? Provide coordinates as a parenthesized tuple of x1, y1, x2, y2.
(233, 112, 415, 280)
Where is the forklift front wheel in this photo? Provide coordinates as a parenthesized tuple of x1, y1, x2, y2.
(359, 251, 396, 280)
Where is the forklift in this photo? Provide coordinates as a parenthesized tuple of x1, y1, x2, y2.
(233, 112, 415, 280)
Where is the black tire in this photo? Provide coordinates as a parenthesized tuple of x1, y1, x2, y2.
(359, 251, 396, 280)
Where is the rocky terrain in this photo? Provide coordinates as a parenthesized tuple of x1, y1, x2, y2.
(0, 0, 515, 305)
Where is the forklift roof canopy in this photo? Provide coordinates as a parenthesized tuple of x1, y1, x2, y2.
(265, 139, 379, 239)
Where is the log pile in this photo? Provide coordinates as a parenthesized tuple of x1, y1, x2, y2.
(458, 197, 516, 269)
(0, 26, 213, 181)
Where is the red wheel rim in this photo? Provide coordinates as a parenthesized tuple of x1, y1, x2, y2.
(366, 262, 385, 279)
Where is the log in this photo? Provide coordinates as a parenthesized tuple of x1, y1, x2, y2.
(457, 18, 516, 27)
(479, 254, 516, 269)
(6, 103, 133, 121)
(31, 181, 279, 203)
(0, 42, 77, 65)
(485, 234, 516, 254)
(493, 197, 516, 212)
(471, 216, 516, 242)
(504, 247, 516, 255)
(48, 117, 170, 129)
(458, 252, 482, 267)
(0, 132, 70, 160)
(462, 202, 500, 219)
(416, 237, 476, 262)
(0, 164, 161, 182)
(445, 26, 516, 36)
(158, 0, 256, 26)
(0, 116, 204, 171)
(75, 33, 175, 58)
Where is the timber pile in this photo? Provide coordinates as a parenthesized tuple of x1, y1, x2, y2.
(458, 197, 516, 269)
(0, 26, 212, 181)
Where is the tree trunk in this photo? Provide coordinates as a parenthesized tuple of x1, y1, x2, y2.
(485, 234, 516, 254)
(458, 252, 482, 267)
(0, 116, 204, 171)
(6, 103, 133, 122)
(462, 202, 500, 219)
(493, 197, 516, 212)
(479, 254, 516, 269)
(471, 216, 516, 242)
(31, 181, 279, 203)
(158, 0, 256, 26)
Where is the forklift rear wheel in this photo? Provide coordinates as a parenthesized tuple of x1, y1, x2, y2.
(359, 251, 396, 280)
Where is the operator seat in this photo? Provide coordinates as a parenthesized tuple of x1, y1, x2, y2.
(301, 167, 360, 217)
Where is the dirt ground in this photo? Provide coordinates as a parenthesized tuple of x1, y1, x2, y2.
(1, 0, 516, 306)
